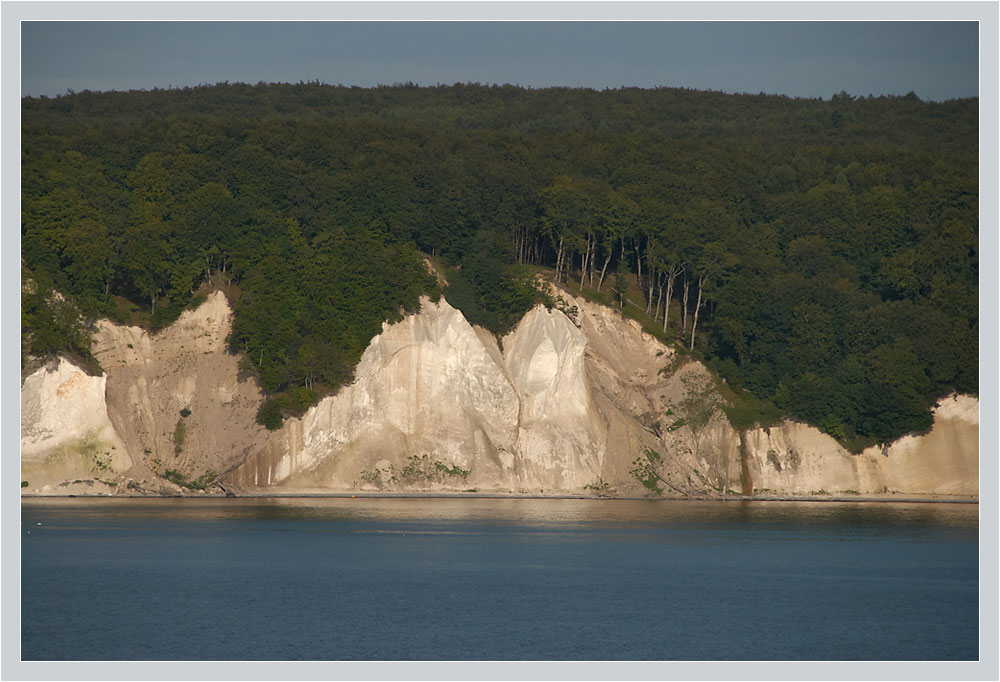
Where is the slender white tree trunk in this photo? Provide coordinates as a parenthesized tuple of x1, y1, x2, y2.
(654, 271, 665, 321)
(681, 276, 689, 333)
(587, 236, 597, 286)
(633, 239, 642, 305)
(556, 236, 565, 282)
(597, 250, 612, 291)
(646, 268, 654, 315)
(645, 238, 656, 315)
(662, 270, 676, 333)
(690, 275, 707, 351)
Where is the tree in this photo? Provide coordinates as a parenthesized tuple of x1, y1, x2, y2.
(539, 176, 587, 284)
(20, 83, 978, 443)
(612, 254, 629, 308)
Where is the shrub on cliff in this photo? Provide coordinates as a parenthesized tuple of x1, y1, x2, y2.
(256, 399, 284, 431)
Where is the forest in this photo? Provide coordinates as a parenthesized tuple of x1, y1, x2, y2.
(21, 82, 978, 450)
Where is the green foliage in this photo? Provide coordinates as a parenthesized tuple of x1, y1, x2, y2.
(173, 419, 186, 455)
(583, 477, 611, 496)
(714, 372, 784, 431)
(21, 481, 29, 488)
(552, 296, 580, 323)
(91, 448, 113, 474)
(612, 256, 629, 308)
(256, 399, 284, 431)
(21, 83, 977, 444)
(179, 407, 192, 418)
(291, 387, 319, 413)
(164, 468, 216, 490)
(630, 449, 665, 495)
(358, 455, 470, 489)
(668, 374, 723, 436)
(359, 466, 397, 489)
(446, 235, 543, 334)
(399, 454, 471, 484)
(21, 272, 98, 371)
(163, 469, 187, 487)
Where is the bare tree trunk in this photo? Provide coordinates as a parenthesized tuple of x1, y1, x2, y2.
(646, 268, 654, 315)
(662, 268, 678, 333)
(653, 271, 665, 321)
(587, 235, 596, 286)
(555, 236, 565, 282)
(681, 276, 689, 333)
(645, 236, 656, 315)
(690, 275, 707, 351)
(632, 238, 643, 304)
(518, 225, 530, 265)
(596, 248, 613, 291)
(579, 247, 587, 289)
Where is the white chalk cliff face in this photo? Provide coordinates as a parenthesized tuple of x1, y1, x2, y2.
(503, 305, 605, 489)
(242, 298, 520, 489)
(739, 394, 979, 496)
(20, 358, 131, 493)
(232, 293, 979, 496)
(22, 289, 980, 496)
(231, 298, 607, 491)
(20, 290, 270, 494)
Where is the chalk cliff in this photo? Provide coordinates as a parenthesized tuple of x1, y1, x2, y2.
(739, 394, 979, 496)
(20, 289, 980, 497)
(20, 358, 131, 494)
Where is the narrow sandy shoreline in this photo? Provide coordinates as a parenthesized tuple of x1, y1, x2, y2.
(21, 492, 978, 504)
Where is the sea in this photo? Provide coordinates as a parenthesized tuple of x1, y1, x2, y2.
(20, 497, 978, 661)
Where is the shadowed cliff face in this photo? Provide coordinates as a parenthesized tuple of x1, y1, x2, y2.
(21, 291, 979, 496)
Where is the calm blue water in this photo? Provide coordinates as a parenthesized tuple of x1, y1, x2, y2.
(21, 498, 978, 661)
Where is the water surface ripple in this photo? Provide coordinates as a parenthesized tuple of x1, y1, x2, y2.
(21, 498, 978, 661)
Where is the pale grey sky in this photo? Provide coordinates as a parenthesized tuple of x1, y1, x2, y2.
(21, 21, 979, 101)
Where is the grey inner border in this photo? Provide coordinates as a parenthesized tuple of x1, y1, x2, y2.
(3, 2, 997, 681)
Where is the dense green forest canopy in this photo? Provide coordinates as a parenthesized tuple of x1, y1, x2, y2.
(21, 82, 978, 448)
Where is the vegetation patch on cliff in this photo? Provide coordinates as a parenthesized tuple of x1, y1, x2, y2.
(359, 455, 471, 490)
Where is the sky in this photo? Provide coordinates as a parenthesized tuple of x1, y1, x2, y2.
(20, 21, 979, 101)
